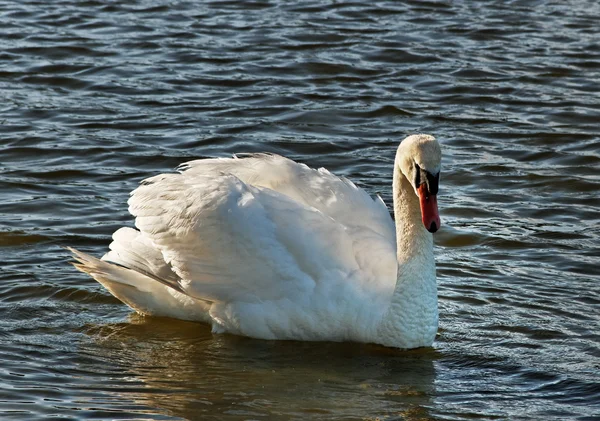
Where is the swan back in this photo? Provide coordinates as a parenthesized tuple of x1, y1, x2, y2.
(180, 154, 395, 244)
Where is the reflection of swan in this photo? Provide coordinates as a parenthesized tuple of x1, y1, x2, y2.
(86, 315, 438, 420)
(70, 134, 442, 349)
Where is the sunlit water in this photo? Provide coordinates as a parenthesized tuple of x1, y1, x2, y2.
(1, 1, 599, 420)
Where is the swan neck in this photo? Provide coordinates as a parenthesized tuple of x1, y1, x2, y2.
(375, 154, 438, 349)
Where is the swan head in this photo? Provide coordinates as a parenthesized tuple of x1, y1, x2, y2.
(397, 134, 442, 233)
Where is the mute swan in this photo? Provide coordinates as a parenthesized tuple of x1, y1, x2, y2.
(70, 134, 442, 349)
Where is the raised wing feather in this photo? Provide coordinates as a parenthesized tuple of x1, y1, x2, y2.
(125, 154, 398, 306)
(128, 173, 375, 303)
(179, 154, 397, 283)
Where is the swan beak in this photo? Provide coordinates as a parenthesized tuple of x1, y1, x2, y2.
(418, 184, 441, 233)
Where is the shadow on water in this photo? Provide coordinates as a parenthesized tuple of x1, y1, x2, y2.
(81, 314, 440, 420)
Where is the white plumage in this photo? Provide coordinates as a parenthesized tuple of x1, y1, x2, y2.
(70, 134, 442, 349)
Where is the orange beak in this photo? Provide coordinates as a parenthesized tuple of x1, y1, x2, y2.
(418, 184, 441, 233)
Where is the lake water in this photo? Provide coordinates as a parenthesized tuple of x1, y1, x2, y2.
(1, 0, 599, 420)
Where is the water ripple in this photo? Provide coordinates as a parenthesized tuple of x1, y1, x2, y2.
(1, 0, 599, 419)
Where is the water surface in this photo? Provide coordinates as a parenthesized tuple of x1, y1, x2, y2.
(1, 0, 599, 420)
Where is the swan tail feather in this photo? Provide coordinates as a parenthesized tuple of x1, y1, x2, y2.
(67, 247, 211, 322)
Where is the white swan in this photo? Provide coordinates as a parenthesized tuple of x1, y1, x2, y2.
(70, 134, 442, 349)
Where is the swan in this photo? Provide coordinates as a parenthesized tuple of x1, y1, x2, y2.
(69, 134, 442, 349)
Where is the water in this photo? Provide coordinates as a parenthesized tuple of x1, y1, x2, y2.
(1, 0, 599, 419)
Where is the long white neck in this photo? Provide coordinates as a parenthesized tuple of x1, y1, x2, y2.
(375, 151, 438, 349)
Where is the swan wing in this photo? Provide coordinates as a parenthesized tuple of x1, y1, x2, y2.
(101, 227, 184, 292)
(179, 154, 397, 283)
(129, 174, 350, 302)
(128, 167, 396, 306)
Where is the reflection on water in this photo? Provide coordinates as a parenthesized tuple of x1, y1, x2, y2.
(1, 0, 599, 419)
(85, 315, 438, 420)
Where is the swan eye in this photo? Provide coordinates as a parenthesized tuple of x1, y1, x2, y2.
(414, 163, 421, 187)
(427, 171, 439, 195)
(414, 163, 439, 195)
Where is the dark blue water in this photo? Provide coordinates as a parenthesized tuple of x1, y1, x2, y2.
(1, 1, 599, 419)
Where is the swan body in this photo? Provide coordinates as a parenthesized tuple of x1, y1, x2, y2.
(70, 134, 442, 349)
